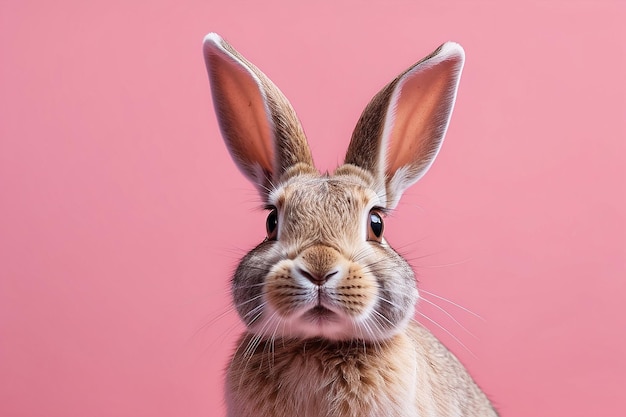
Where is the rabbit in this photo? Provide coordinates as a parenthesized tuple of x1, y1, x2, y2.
(202, 32, 498, 417)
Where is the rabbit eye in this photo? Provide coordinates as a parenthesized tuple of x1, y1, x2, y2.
(266, 207, 279, 240)
(367, 209, 384, 242)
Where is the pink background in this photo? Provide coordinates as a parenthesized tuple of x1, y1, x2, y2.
(1, 1, 625, 416)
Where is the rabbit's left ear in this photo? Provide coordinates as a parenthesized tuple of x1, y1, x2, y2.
(344, 42, 465, 209)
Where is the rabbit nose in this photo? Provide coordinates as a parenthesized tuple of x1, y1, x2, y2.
(297, 267, 338, 285)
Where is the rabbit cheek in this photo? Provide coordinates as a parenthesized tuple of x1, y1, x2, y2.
(332, 264, 378, 318)
(263, 260, 309, 318)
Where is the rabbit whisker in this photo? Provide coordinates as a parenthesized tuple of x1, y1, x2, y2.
(414, 313, 476, 359)
(418, 296, 478, 339)
(187, 305, 237, 345)
(419, 288, 484, 321)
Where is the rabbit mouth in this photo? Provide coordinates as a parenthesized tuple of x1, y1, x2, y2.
(302, 305, 338, 323)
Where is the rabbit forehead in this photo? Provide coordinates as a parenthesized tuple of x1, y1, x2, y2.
(268, 174, 381, 244)
(269, 174, 379, 207)
(276, 176, 379, 209)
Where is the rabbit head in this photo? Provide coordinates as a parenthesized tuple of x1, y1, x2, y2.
(203, 33, 464, 342)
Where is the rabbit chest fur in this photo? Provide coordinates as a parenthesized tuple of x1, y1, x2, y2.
(226, 323, 495, 417)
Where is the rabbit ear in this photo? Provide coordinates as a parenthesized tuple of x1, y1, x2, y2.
(344, 42, 465, 209)
(203, 33, 315, 200)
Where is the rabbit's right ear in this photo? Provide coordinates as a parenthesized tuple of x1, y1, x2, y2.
(203, 33, 315, 201)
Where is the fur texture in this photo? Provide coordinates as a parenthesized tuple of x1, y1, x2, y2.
(227, 324, 495, 417)
(202, 33, 498, 417)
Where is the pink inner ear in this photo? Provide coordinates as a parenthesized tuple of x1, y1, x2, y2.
(207, 50, 275, 176)
(385, 59, 458, 177)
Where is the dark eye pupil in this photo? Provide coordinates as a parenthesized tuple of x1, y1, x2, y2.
(266, 209, 278, 237)
(370, 213, 383, 238)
